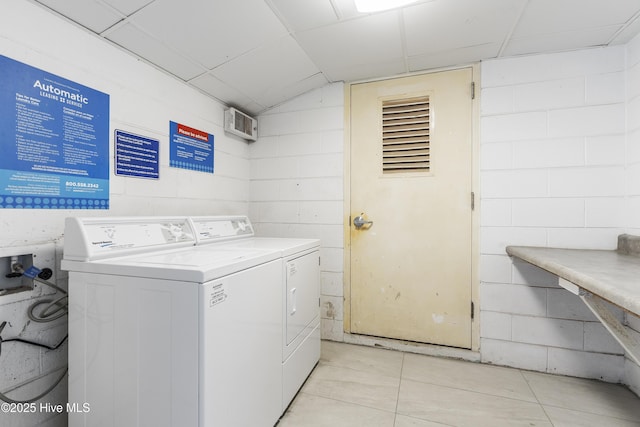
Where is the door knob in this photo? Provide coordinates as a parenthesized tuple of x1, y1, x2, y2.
(353, 214, 373, 229)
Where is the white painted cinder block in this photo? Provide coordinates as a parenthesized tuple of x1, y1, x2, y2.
(480, 283, 547, 316)
(250, 180, 280, 202)
(319, 247, 343, 273)
(480, 142, 512, 170)
(512, 137, 584, 169)
(512, 198, 584, 228)
(627, 312, 640, 332)
(586, 71, 626, 105)
(479, 254, 512, 283)
(625, 359, 640, 397)
(321, 295, 343, 321)
(480, 199, 512, 227)
(511, 259, 559, 288)
(512, 316, 584, 350)
(321, 318, 345, 341)
(583, 322, 624, 354)
(480, 86, 514, 115)
(513, 77, 584, 111)
(546, 288, 597, 322)
(278, 133, 324, 157)
(481, 47, 625, 88)
(321, 272, 343, 297)
(298, 201, 342, 224)
(585, 134, 626, 166)
(480, 338, 548, 372)
(481, 112, 547, 143)
(548, 347, 624, 382)
(548, 104, 626, 138)
(585, 197, 627, 227)
(547, 228, 622, 250)
(480, 311, 512, 340)
(481, 226, 546, 255)
(254, 201, 300, 223)
(549, 166, 625, 197)
(480, 170, 548, 199)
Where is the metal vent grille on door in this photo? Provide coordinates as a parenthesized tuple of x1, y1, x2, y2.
(382, 96, 430, 174)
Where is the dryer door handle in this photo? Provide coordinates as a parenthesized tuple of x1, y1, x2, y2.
(290, 287, 297, 315)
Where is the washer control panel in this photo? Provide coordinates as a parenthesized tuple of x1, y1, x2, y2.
(63, 217, 196, 261)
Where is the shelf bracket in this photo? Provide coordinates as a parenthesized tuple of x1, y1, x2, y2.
(578, 289, 640, 366)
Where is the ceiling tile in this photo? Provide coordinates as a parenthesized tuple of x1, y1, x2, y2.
(125, 0, 288, 69)
(101, 0, 154, 16)
(403, 0, 526, 57)
(32, 0, 640, 113)
(106, 22, 206, 80)
(324, 59, 407, 83)
(611, 14, 640, 44)
(255, 73, 329, 109)
(36, 0, 124, 33)
(210, 35, 321, 101)
(267, 0, 339, 31)
(503, 27, 622, 57)
(513, 0, 640, 38)
(408, 43, 500, 71)
(189, 74, 256, 110)
(295, 11, 405, 81)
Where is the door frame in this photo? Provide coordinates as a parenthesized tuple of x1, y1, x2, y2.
(342, 64, 481, 352)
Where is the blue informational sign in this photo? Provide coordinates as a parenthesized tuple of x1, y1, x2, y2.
(0, 55, 110, 209)
(115, 130, 159, 179)
(169, 121, 214, 173)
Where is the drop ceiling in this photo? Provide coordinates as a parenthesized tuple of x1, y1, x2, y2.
(32, 0, 640, 115)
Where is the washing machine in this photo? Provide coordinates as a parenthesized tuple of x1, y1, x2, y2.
(61, 216, 285, 427)
(190, 216, 321, 411)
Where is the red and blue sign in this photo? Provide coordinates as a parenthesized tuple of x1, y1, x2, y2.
(169, 121, 214, 173)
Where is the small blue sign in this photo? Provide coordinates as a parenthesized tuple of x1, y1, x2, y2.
(115, 130, 159, 179)
(169, 121, 214, 173)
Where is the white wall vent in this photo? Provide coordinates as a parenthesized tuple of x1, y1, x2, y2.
(224, 107, 257, 141)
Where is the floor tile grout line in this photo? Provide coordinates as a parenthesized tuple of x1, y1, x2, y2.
(399, 376, 557, 408)
(393, 352, 406, 425)
(519, 367, 556, 426)
(288, 343, 640, 426)
(294, 390, 400, 416)
(540, 401, 640, 424)
(316, 359, 406, 384)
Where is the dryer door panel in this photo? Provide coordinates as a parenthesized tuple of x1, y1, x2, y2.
(286, 251, 320, 345)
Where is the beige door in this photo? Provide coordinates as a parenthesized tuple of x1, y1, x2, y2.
(349, 69, 474, 349)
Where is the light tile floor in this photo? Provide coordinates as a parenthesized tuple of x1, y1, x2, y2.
(278, 341, 640, 427)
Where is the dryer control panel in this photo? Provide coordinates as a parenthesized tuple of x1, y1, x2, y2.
(192, 216, 254, 244)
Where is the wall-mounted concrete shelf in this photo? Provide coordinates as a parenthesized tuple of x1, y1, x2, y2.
(506, 235, 640, 366)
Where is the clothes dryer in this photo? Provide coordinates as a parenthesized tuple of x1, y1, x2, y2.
(191, 216, 321, 410)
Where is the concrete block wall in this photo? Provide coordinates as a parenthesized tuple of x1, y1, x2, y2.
(480, 41, 639, 389)
(625, 33, 640, 395)
(0, 2, 251, 426)
(250, 83, 345, 341)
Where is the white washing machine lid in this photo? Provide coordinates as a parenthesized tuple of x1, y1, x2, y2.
(212, 237, 320, 257)
(61, 215, 316, 282)
(63, 245, 281, 283)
